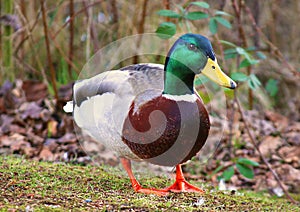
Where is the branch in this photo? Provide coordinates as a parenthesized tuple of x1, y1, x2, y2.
(41, 0, 58, 100)
(235, 92, 298, 204)
(231, 0, 253, 109)
(244, 5, 300, 78)
(68, 0, 74, 79)
(82, 0, 100, 52)
(133, 0, 149, 64)
(52, 0, 103, 40)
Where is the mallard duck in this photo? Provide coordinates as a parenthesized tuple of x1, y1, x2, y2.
(64, 33, 236, 195)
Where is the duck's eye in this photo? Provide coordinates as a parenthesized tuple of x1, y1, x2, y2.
(187, 43, 197, 51)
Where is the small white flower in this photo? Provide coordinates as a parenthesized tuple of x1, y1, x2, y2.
(273, 187, 284, 197)
(219, 178, 226, 191)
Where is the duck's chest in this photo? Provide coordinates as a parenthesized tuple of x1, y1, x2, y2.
(122, 95, 210, 166)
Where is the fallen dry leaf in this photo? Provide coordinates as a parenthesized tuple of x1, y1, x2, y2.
(278, 146, 300, 164)
(275, 164, 300, 193)
(265, 110, 289, 132)
(258, 136, 283, 157)
(22, 80, 48, 102)
(39, 147, 54, 161)
(19, 102, 43, 120)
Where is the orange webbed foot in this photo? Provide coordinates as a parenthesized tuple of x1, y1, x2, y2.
(121, 158, 204, 196)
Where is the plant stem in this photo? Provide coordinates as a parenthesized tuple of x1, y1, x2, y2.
(85, 0, 93, 61)
(231, 0, 253, 109)
(52, 0, 103, 40)
(3, 0, 14, 80)
(14, 4, 50, 86)
(41, 0, 58, 100)
(235, 92, 298, 205)
(133, 0, 148, 64)
(68, 0, 74, 79)
(244, 4, 299, 78)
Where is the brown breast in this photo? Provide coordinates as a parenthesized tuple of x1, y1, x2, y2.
(122, 95, 210, 166)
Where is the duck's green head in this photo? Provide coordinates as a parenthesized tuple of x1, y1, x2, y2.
(164, 33, 236, 95)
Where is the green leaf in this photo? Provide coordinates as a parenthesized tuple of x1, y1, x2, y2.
(157, 10, 181, 18)
(220, 40, 237, 47)
(190, 1, 210, 9)
(235, 47, 254, 62)
(266, 78, 278, 97)
(174, 4, 185, 13)
(156, 22, 176, 39)
(214, 16, 232, 29)
(212, 165, 224, 175)
(236, 163, 254, 179)
(224, 53, 237, 60)
(230, 72, 248, 82)
(224, 88, 235, 99)
(215, 10, 232, 17)
(245, 46, 256, 52)
(185, 11, 208, 20)
(237, 158, 259, 167)
(248, 74, 261, 90)
(235, 47, 246, 55)
(256, 51, 267, 60)
(224, 48, 238, 59)
(239, 58, 259, 69)
(222, 166, 235, 181)
(209, 18, 218, 34)
(250, 59, 259, 65)
(239, 58, 252, 69)
(224, 48, 237, 54)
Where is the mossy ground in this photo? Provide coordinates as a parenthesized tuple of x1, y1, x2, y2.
(0, 156, 299, 211)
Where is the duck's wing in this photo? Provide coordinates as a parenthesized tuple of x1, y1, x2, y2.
(120, 63, 164, 92)
(72, 63, 164, 108)
(66, 63, 164, 158)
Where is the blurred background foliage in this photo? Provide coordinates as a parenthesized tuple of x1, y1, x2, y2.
(0, 0, 299, 119)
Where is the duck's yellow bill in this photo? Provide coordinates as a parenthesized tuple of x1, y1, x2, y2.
(201, 58, 236, 89)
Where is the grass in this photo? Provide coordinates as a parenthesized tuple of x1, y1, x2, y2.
(0, 155, 299, 211)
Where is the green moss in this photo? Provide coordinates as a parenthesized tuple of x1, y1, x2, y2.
(0, 155, 299, 211)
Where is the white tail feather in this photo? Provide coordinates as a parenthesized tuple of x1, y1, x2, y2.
(63, 101, 73, 113)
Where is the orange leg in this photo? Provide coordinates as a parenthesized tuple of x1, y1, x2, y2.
(120, 158, 168, 196)
(164, 164, 204, 193)
(121, 158, 204, 195)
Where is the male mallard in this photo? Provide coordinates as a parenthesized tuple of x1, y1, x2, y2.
(64, 33, 236, 195)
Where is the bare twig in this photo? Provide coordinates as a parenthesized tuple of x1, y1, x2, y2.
(0, 2, 2, 61)
(111, 0, 119, 24)
(14, 3, 50, 87)
(41, 0, 58, 100)
(14, 3, 41, 56)
(155, 0, 170, 63)
(163, 0, 171, 22)
(133, 0, 149, 64)
(52, 0, 103, 40)
(15, 54, 40, 75)
(244, 5, 300, 78)
(85, 0, 93, 61)
(3, 0, 14, 73)
(137, 0, 148, 35)
(51, 33, 80, 74)
(68, 0, 74, 79)
(235, 92, 298, 205)
(231, 0, 253, 109)
(82, 0, 99, 52)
